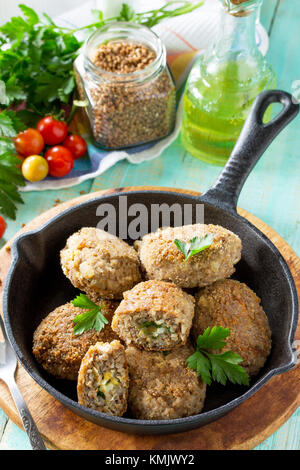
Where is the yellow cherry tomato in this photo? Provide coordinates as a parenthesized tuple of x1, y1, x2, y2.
(22, 155, 49, 182)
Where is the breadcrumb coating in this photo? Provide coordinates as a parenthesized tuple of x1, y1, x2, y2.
(61, 227, 142, 299)
(135, 224, 242, 288)
(125, 344, 206, 420)
(192, 279, 272, 376)
(112, 280, 195, 351)
(33, 300, 119, 380)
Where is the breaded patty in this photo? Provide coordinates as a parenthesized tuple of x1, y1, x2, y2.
(32, 300, 119, 380)
(125, 344, 206, 420)
(134, 224, 242, 288)
(111, 280, 195, 351)
(60, 227, 142, 300)
(192, 279, 272, 376)
(77, 340, 129, 416)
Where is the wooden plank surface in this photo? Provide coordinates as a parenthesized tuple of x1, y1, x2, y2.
(1, 0, 300, 450)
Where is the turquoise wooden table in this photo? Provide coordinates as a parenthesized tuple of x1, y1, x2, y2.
(0, 0, 299, 450)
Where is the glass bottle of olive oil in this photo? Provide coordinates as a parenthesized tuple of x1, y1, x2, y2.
(181, 0, 276, 166)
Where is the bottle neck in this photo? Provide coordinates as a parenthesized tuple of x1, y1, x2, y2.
(212, 0, 262, 60)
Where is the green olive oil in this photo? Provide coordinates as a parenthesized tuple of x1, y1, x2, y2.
(181, 0, 276, 166)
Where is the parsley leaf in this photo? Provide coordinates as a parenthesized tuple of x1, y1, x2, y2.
(187, 326, 250, 386)
(207, 351, 250, 386)
(0, 110, 26, 219)
(0, 80, 9, 106)
(0, 137, 14, 154)
(196, 326, 230, 350)
(0, 111, 26, 137)
(3, 76, 27, 105)
(126, 1, 204, 28)
(174, 234, 214, 261)
(0, 6, 82, 117)
(187, 350, 212, 385)
(0, 112, 19, 138)
(118, 4, 137, 22)
(97, 388, 105, 399)
(18, 4, 40, 25)
(72, 294, 108, 336)
(0, 150, 25, 219)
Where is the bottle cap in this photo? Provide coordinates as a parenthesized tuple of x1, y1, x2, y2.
(225, 0, 261, 17)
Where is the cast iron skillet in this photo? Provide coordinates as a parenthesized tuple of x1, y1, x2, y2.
(3, 90, 299, 435)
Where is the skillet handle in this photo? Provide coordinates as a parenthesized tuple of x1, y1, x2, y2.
(201, 90, 299, 212)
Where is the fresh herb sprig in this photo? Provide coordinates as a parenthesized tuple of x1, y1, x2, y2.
(0, 111, 26, 219)
(0, 4, 82, 118)
(75, 2, 204, 33)
(132, 1, 204, 28)
(187, 326, 250, 386)
(174, 234, 214, 261)
(72, 294, 108, 336)
(38, 1, 205, 34)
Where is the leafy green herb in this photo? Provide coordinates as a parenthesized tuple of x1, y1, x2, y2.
(0, 6, 82, 118)
(0, 111, 26, 219)
(97, 388, 105, 399)
(195, 325, 229, 350)
(0, 110, 26, 137)
(187, 326, 250, 386)
(118, 3, 137, 22)
(74, 2, 204, 33)
(72, 294, 108, 336)
(138, 321, 171, 332)
(138, 321, 159, 330)
(130, 1, 204, 28)
(174, 234, 214, 261)
(19, 4, 40, 25)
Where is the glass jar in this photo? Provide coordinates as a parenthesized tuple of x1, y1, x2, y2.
(181, 0, 276, 166)
(74, 22, 176, 149)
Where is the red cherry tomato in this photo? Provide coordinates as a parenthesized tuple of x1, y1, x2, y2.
(14, 128, 44, 157)
(37, 117, 68, 146)
(0, 216, 6, 239)
(45, 146, 74, 178)
(63, 134, 87, 160)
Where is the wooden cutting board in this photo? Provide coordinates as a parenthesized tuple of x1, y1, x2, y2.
(0, 187, 299, 451)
